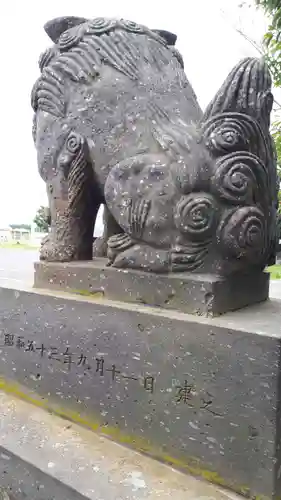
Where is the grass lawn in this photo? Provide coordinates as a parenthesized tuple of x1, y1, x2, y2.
(0, 242, 39, 250)
(267, 264, 281, 279)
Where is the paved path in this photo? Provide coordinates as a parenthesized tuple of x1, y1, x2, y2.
(0, 391, 241, 500)
(0, 248, 38, 288)
(269, 279, 281, 300)
(0, 445, 87, 500)
(0, 248, 281, 300)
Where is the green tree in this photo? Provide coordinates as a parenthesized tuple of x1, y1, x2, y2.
(255, 1, 281, 87)
(255, 1, 281, 220)
(33, 206, 50, 232)
(255, 1, 281, 149)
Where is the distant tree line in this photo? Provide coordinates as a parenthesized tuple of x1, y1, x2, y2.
(9, 224, 31, 231)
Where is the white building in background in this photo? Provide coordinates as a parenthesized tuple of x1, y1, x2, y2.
(0, 226, 31, 243)
(0, 228, 12, 242)
(0, 224, 47, 247)
(0, 206, 103, 247)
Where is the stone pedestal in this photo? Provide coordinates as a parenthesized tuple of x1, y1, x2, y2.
(34, 260, 270, 316)
(0, 284, 281, 499)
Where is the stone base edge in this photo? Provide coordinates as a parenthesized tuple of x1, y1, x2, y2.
(34, 260, 270, 316)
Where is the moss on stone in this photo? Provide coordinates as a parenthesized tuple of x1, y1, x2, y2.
(0, 377, 272, 500)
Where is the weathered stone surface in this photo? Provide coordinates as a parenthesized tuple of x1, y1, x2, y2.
(0, 285, 281, 498)
(0, 391, 242, 500)
(31, 17, 278, 282)
(34, 260, 270, 316)
(0, 446, 86, 500)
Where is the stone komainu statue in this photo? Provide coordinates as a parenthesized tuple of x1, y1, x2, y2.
(31, 16, 278, 276)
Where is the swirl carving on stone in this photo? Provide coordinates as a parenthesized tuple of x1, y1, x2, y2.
(174, 193, 218, 241)
(58, 26, 83, 51)
(118, 19, 144, 33)
(205, 122, 247, 154)
(58, 132, 84, 182)
(201, 112, 270, 167)
(217, 206, 266, 262)
(87, 18, 117, 34)
(211, 151, 268, 206)
(66, 132, 82, 154)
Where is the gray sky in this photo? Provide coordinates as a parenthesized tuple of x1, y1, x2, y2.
(0, 0, 269, 227)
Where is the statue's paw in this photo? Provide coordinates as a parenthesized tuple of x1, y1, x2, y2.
(40, 237, 76, 262)
(111, 242, 169, 273)
(107, 234, 134, 263)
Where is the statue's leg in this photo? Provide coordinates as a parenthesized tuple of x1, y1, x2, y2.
(92, 204, 123, 258)
(40, 199, 99, 262)
(40, 132, 99, 262)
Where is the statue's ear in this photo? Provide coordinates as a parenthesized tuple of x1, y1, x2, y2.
(44, 16, 87, 43)
(153, 29, 177, 46)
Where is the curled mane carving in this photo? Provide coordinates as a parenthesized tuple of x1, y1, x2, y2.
(31, 17, 188, 119)
(200, 57, 278, 269)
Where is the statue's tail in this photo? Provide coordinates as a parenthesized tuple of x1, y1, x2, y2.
(203, 57, 273, 132)
(201, 57, 278, 268)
